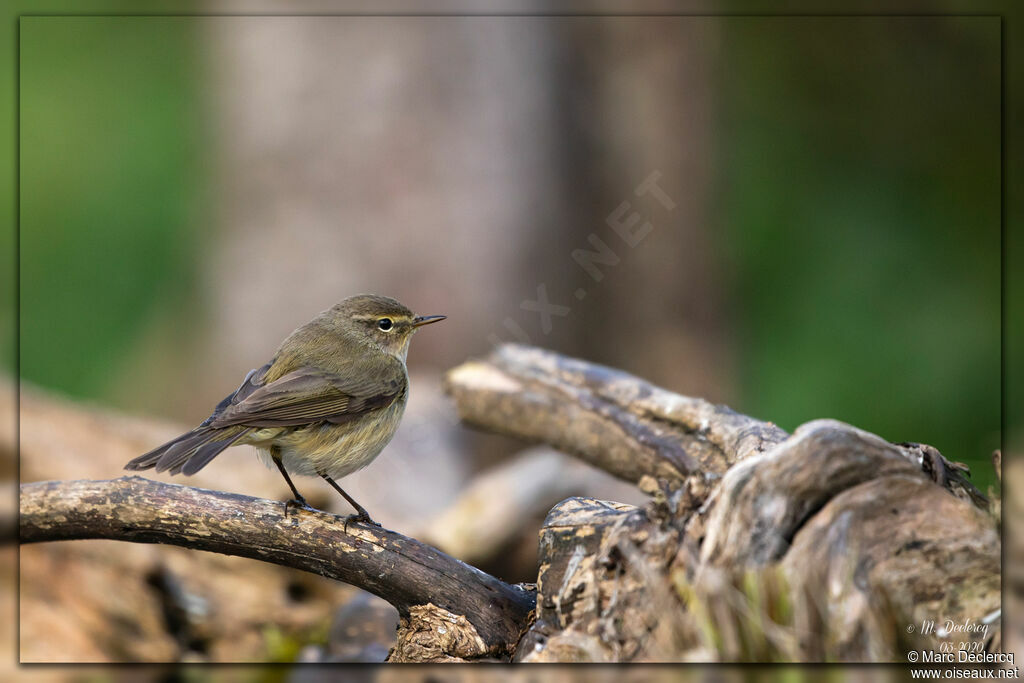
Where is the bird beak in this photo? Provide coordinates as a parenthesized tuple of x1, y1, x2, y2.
(413, 315, 447, 328)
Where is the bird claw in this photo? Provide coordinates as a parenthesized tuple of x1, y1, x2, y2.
(283, 497, 316, 518)
(342, 512, 380, 532)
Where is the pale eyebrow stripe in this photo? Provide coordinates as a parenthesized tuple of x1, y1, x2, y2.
(351, 314, 413, 322)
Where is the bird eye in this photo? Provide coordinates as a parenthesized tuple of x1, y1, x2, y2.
(377, 318, 393, 331)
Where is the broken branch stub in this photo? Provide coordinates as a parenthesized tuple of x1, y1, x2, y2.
(516, 497, 681, 662)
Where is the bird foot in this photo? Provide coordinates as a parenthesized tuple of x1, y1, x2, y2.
(343, 511, 380, 532)
(283, 497, 316, 518)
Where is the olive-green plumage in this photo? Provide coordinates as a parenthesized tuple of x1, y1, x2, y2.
(125, 294, 446, 524)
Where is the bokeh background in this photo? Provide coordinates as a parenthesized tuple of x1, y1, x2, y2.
(18, 13, 1000, 481)
(10, 6, 1006, 665)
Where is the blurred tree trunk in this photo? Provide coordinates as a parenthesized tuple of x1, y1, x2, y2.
(195, 14, 730, 475)
(542, 17, 732, 403)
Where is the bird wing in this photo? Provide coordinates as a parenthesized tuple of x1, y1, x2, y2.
(207, 361, 405, 428)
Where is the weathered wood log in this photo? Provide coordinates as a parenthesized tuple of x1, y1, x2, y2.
(698, 419, 926, 567)
(19, 477, 535, 660)
(513, 419, 1000, 662)
(676, 423, 999, 661)
(515, 497, 681, 662)
(16, 348, 999, 664)
(781, 473, 1001, 660)
(444, 346, 985, 508)
(444, 344, 790, 486)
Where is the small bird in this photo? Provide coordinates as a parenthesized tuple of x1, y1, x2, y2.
(125, 294, 446, 525)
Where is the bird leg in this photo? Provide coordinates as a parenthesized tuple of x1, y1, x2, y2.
(272, 451, 315, 516)
(320, 473, 379, 527)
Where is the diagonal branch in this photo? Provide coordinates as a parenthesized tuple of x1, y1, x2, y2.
(19, 476, 535, 658)
(444, 344, 789, 486)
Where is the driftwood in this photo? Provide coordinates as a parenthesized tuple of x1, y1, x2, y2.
(698, 419, 932, 567)
(18, 344, 1001, 662)
(515, 497, 681, 662)
(444, 346, 999, 662)
(19, 477, 534, 660)
(444, 344, 790, 485)
(512, 460, 998, 661)
(781, 472, 1000, 660)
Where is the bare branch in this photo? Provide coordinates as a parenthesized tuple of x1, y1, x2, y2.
(444, 344, 789, 486)
(19, 476, 534, 658)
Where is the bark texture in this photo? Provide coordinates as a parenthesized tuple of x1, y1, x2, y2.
(19, 476, 533, 659)
(443, 346, 999, 662)
(19, 345, 1000, 662)
(444, 344, 789, 486)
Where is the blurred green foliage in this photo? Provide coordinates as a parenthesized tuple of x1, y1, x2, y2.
(720, 17, 1000, 490)
(18, 14, 205, 399)
(13, 13, 1001, 493)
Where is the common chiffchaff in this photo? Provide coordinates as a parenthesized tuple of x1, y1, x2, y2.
(125, 294, 446, 525)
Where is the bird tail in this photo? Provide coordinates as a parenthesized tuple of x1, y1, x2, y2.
(125, 426, 249, 476)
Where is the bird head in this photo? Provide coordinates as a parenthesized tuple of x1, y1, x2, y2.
(329, 294, 446, 361)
